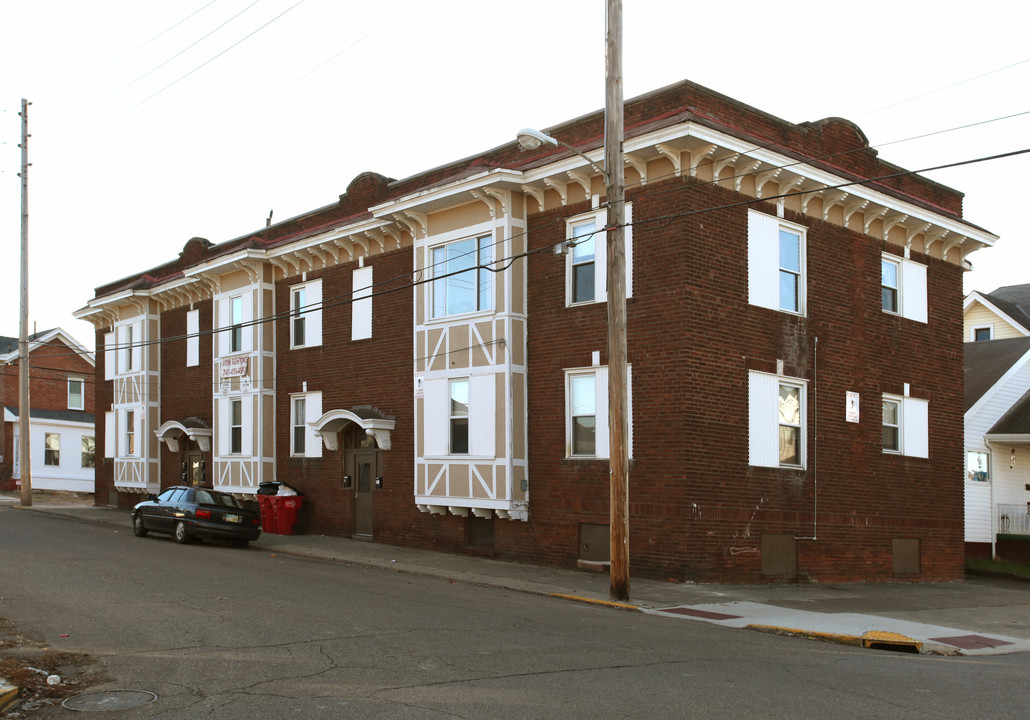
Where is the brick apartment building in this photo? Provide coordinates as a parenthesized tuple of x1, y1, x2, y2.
(1, 329, 96, 493)
(76, 79, 996, 582)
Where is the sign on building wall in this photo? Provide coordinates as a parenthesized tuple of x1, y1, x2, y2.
(220, 357, 248, 378)
(846, 392, 860, 423)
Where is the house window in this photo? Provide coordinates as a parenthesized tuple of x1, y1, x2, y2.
(230, 296, 243, 353)
(186, 309, 200, 367)
(569, 373, 596, 455)
(125, 324, 134, 371)
(881, 258, 899, 313)
(967, 451, 990, 482)
(449, 379, 470, 454)
(230, 399, 242, 454)
(126, 410, 136, 456)
(972, 326, 993, 342)
(748, 371, 807, 468)
(432, 236, 492, 318)
(292, 397, 306, 456)
(570, 219, 597, 304)
(292, 287, 306, 347)
(882, 392, 929, 458)
(882, 398, 901, 452)
(44, 433, 60, 466)
(352, 266, 373, 341)
(81, 436, 96, 468)
(779, 229, 803, 313)
(68, 378, 84, 410)
(747, 210, 806, 315)
(881, 253, 927, 323)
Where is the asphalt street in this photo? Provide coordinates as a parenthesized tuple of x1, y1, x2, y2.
(2, 506, 1029, 719)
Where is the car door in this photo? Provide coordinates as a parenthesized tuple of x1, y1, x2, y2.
(148, 488, 185, 533)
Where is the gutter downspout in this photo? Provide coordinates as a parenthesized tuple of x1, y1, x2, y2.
(984, 436, 997, 559)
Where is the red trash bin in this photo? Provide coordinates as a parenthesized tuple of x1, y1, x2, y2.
(270, 495, 304, 535)
(256, 494, 276, 533)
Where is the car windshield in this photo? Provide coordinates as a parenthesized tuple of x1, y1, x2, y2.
(194, 490, 242, 509)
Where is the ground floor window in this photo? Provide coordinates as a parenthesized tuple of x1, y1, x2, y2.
(44, 433, 60, 466)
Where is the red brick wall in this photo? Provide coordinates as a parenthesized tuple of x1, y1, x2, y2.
(514, 174, 965, 582)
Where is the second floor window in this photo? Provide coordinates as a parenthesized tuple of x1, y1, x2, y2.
(292, 287, 307, 347)
(125, 324, 135, 371)
(881, 258, 900, 313)
(432, 236, 492, 318)
(68, 378, 84, 410)
(231, 296, 243, 353)
(748, 210, 807, 316)
(570, 220, 597, 304)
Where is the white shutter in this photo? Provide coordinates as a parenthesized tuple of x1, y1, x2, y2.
(186, 310, 199, 367)
(424, 378, 448, 456)
(217, 398, 230, 456)
(903, 397, 929, 458)
(307, 280, 323, 347)
(627, 365, 633, 459)
(105, 411, 115, 458)
(217, 297, 230, 358)
(352, 267, 373, 341)
(117, 409, 126, 456)
(748, 371, 779, 467)
(901, 259, 928, 324)
(104, 333, 114, 380)
(242, 292, 255, 353)
(241, 395, 254, 457)
(595, 367, 610, 459)
(747, 210, 779, 311)
(130, 321, 142, 372)
(134, 409, 143, 457)
(305, 392, 323, 459)
(470, 374, 495, 457)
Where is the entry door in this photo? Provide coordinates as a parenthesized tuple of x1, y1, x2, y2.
(187, 452, 204, 486)
(353, 451, 376, 537)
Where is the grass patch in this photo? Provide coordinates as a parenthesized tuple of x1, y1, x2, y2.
(966, 557, 1030, 577)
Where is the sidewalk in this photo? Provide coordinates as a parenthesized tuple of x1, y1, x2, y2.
(5, 496, 1030, 657)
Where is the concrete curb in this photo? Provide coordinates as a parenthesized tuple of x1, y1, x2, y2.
(0, 682, 18, 713)
(747, 625, 930, 654)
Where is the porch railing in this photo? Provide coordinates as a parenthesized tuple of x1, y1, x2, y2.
(998, 504, 1030, 536)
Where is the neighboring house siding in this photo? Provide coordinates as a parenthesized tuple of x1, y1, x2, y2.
(965, 302, 1025, 341)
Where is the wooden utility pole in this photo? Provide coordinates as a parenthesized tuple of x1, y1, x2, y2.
(19, 99, 32, 507)
(605, 0, 629, 601)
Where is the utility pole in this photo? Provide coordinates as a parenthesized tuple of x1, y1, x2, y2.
(605, 0, 629, 601)
(19, 99, 32, 507)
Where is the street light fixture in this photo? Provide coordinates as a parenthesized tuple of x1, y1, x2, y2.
(515, 128, 609, 181)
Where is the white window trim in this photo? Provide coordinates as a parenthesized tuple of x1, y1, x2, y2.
(882, 396, 901, 454)
(747, 210, 807, 316)
(429, 234, 494, 320)
(423, 374, 495, 459)
(881, 256, 901, 315)
(230, 296, 244, 354)
(564, 203, 633, 307)
(68, 377, 85, 411)
(229, 398, 243, 455)
(44, 432, 61, 467)
(564, 365, 633, 460)
(290, 279, 323, 349)
(352, 266, 373, 341)
(186, 309, 200, 367)
(882, 252, 928, 324)
(748, 371, 808, 469)
(882, 392, 929, 458)
(290, 390, 322, 458)
(970, 324, 994, 342)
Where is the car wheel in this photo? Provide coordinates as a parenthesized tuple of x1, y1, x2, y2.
(174, 521, 191, 544)
(132, 513, 148, 537)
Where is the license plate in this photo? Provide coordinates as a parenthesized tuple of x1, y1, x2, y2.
(224, 513, 241, 523)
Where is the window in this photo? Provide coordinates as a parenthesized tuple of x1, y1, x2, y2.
(68, 378, 84, 410)
(570, 219, 597, 304)
(565, 205, 634, 306)
(747, 210, 806, 315)
(882, 398, 900, 452)
(881, 258, 899, 313)
(290, 280, 322, 348)
(450, 379, 470, 454)
(230, 296, 243, 353)
(292, 287, 306, 347)
(126, 410, 136, 456)
(565, 366, 632, 459)
(292, 397, 306, 456)
(972, 326, 993, 342)
(352, 266, 373, 340)
(125, 324, 134, 371)
(81, 436, 96, 468)
(432, 236, 492, 318)
(230, 399, 242, 454)
(967, 451, 990, 482)
(881, 392, 929, 458)
(779, 228, 802, 313)
(44, 433, 60, 466)
(880, 253, 927, 323)
(749, 371, 806, 468)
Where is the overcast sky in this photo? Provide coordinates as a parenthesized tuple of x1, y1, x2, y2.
(2, 0, 1028, 352)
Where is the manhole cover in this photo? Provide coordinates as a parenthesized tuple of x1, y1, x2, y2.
(62, 690, 158, 712)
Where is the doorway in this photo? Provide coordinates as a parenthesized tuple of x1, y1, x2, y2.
(186, 451, 204, 486)
(343, 425, 381, 538)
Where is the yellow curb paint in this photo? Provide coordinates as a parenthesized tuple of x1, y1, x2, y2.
(550, 593, 639, 611)
(862, 631, 922, 651)
(747, 624, 863, 647)
(0, 684, 19, 712)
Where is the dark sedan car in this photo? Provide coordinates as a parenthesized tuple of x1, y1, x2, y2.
(132, 486, 261, 546)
